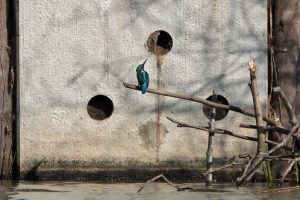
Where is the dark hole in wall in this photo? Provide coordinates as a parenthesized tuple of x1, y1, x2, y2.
(203, 95, 229, 121)
(147, 30, 173, 56)
(87, 95, 114, 120)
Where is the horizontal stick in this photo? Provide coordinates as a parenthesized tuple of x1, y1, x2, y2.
(240, 123, 290, 134)
(202, 162, 245, 176)
(167, 116, 293, 151)
(123, 82, 277, 126)
(167, 116, 258, 141)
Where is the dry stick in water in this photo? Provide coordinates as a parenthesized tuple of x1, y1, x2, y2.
(123, 83, 278, 126)
(260, 186, 300, 194)
(137, 174, 182, 193)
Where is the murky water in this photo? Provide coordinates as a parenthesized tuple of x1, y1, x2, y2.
(1, 182, 300, 200)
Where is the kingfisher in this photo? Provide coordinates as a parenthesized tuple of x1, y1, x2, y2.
(136, 58, 150, 94)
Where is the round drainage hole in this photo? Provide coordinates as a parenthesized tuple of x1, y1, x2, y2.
(87, 95, 114, 120)
(203, 95, 229, 121)
(147, 30, 173, 56)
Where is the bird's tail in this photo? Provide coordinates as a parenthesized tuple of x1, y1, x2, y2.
(141, 83, 147, 94)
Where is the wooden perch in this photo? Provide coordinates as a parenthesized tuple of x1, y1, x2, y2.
(123, 82, 278, 126)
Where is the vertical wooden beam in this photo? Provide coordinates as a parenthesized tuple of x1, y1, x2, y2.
(273, 0, 300, 127)
(0, 0, 16, 181)
(271, 0, 300, 179)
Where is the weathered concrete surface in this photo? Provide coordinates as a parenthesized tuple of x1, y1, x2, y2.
(18, 0, 267, 179)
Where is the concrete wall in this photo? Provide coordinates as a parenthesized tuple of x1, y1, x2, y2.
(18, 0, 267, 179)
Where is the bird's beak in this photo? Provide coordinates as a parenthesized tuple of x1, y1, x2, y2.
(142, 58, 148, 65)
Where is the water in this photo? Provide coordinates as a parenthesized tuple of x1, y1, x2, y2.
(1, 182, 300, 200)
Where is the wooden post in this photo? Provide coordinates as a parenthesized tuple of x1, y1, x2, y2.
(269, 0, 300, 181)
(206, 90, 217, 186)
(0, 0, 17, 181)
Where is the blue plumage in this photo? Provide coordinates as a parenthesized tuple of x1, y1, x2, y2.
(136, 59, 150, 94)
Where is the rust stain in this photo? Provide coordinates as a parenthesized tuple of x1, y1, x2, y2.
(155, 56, 164, 161)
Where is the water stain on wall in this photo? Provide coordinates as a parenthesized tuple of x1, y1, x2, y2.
(138, 121, 168, 150)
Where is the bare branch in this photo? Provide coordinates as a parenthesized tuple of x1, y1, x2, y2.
(240, 123, 290, 134)
(167, 116, 258, 141)
(202, 162, 246, 176)
(236, 60, 267, 186)
(166, 116, 293, 151)
(279, 160, 295, 184)
(248, 60, 266, 154)
(123, 82, 278, 126)
(273, 87, 299, 126)
(260, 186, 300, 194)
(268, 125, 299, 155)
(137, 174, 181, 193)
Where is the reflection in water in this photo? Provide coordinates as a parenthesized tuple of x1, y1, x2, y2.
(0, 182, 300, 200)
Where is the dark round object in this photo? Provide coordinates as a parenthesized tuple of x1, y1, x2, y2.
(87, 95, 114, 120)
(147, 30, 173, 56)
(203, 95, 229, 121)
